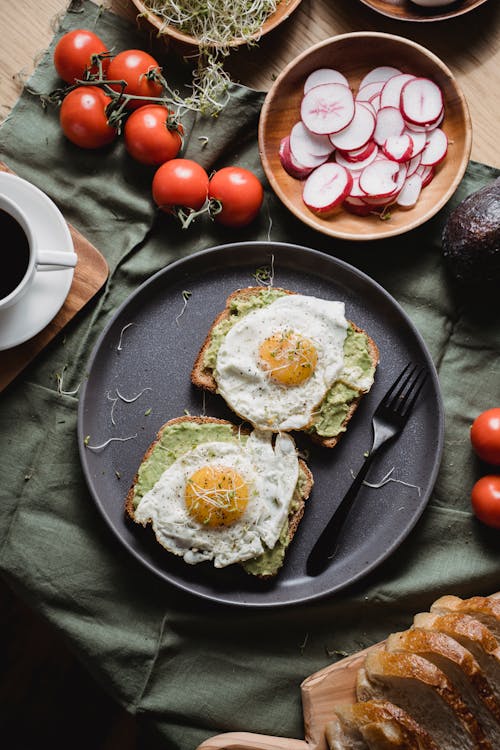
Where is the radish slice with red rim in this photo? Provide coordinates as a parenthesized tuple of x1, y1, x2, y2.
(405, 109, 444, 133)
(419, 128, 448, 166)
(304, 68, 349, 93)
(279, 136, 313, 180)
(343, 196, 372, 215)
(359, 66, 401, 89)
(301, 83, 355, 135)
(403, 128, 426, 158)
(356, 81, 385, 102)
(406, 153, 422, 176)
(335, 144, 379, 171)
(303, 163, 353, 213)
(338, 139, 377, 163)
(380, 73, 415, 109)
(382, 134, 414, 163)
(329, 102, 376, 151)
(374, 106, 405, 145)
(290, 121, 334, 159)
(348, 175, 366, 198)
(396, 173, 423, 208)
(359, 159, 400, 197)
(416, 163, 435, 187)
(400, 77, 444, 126)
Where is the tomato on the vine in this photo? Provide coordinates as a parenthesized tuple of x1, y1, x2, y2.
(54, 29, 109, 84)
(152, 159, 209, 213)
(471, 408, 500, 465)
(60, 86, 117, 149)
(208, 167, 264, 227)
(124, 105, 183, 165)
(107, 50, 163, 109)
(471, 476, 500, 529)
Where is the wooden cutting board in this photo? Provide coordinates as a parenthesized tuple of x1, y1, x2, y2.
(196, 642, 383, 750)
(0, 162, 108, 391)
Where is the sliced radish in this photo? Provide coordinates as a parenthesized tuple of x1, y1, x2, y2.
(356, 81, 385, 102)
(359, 66, 401, 89)
(304, 68, 349, 93)
(400, 77, 444, 126)
(343, 196, 372, 216)
(338, 139, 377, 163)
(303, 163, 353, 213)
(359, 159, 400, 198)
(358, 100, 377, 118)
(369, 94, 382, 113)
(279, 136, 313, 180)
(335, 144, 379, 171)
(329, 102, 375, 151)
(416, 163, 435, 187)
(396, 174, 423, 208)
(382, 134, 413, 163)
(403, 128, 426, 158)
(373, 106, 405, 146)
(290, 121, 334, 160)
(406, 153, 422, 177)
(348, 175, 366, 198)
(405, 109, 444, 133)
(380, 73, 415, 109)
(301, 83, 355, 135)
(419, 128, 448, 166)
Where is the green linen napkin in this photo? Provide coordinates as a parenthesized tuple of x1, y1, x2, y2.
(1, 2, 499, 748)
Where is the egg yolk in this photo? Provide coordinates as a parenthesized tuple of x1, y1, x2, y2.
(185, 465, 249, 527)
(259, 329, 318, 387)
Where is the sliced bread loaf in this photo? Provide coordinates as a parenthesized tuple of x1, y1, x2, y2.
(356, 649, 490, 750)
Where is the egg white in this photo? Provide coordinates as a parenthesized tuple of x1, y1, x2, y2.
(133, 431, 299, 568)
(214, 295, 348, 431)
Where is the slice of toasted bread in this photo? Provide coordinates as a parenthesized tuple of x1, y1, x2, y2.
(125, 415, 313, 577)
(191, 287, 379, 449)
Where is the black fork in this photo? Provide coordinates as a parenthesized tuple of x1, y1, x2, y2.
(306, 363, 428, 577)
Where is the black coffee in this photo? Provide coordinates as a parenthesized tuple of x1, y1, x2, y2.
(0, 208, 30, 300)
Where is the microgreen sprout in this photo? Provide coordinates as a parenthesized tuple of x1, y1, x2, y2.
(117, 323, 135, 352)
(350, 466, 421, 496)
(175, 290, 192, 326)
(55, 366, 81, 396)
(85, 434, 138, 451)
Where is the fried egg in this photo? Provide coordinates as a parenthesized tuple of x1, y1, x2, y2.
(133, 430, 299, 568)
(214, 294, 348, 431)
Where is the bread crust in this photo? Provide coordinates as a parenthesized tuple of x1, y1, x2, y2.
(190, 286, 379, 449)
(125, 415, 313, 577)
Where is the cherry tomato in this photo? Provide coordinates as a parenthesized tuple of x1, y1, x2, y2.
(107, 50, 163, 110)
(124, 105, 183, 165)
(60, 86, 116, 149)
(471, 408, 500, 465)
(208, 167, 264, 227)
(152, 159, 209, 213)
(54, 29, 109, 84)
(471, 476, 500, 529)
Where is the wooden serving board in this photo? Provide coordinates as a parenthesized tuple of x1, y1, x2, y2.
(196, 642, 384, 750)
(0, 162, 109, 392)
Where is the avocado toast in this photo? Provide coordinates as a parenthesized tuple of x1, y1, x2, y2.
(191, 287, 379, 448)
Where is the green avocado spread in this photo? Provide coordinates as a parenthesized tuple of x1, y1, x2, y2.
(203, 288, 375, 438)
(133, 420, 305, 577)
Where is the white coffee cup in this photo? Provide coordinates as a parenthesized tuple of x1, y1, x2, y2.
(0, 191, 77, 311)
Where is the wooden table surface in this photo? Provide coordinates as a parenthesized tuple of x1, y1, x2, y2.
(1, 0, 499, 169)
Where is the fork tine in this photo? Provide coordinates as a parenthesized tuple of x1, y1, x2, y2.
(391, 366, 425, 416)
(400, 370, 428, 417)
(381, 362, 412, 408)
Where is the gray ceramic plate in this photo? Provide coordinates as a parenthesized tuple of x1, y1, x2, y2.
(78, 242, 444, 607)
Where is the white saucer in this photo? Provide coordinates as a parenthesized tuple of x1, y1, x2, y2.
(0, 173, 74, 351)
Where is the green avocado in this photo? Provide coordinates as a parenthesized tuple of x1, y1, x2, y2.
(132, 420, 305, 577)
(203, 289, 375, 438)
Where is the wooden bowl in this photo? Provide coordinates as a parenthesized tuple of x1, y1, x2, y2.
(358, 0, 489, 23)
(258, 32, 472, 241)
(130, 0, 303, 47)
